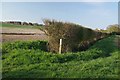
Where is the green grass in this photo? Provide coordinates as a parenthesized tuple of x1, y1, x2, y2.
(2, 40, 47, 53)
(0, 23, 43, 29)
(1, 35, 120, 78)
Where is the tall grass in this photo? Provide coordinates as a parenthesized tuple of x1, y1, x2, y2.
(2, 35, 120, 78)
(2, 40, 47, 53)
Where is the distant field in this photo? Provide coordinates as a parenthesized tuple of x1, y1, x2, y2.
(2, 34, 47, 42)
(2, 27, 44, 34)
(1, 23, 47, 42)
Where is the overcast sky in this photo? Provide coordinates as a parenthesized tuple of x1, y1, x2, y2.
(1, 2, 118, 29)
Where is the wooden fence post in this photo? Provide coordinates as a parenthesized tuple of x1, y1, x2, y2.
(59, 39, 62, 54)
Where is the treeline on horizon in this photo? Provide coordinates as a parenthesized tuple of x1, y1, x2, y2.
(1, 21, 43, 26)
(95, 24, 120, 35)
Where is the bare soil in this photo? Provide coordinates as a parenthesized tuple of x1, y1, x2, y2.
(2, 34, 47, 42)
(2, 27, 44, 34)
(1, 27, 48, 42)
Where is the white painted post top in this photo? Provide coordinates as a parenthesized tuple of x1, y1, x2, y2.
(59, 39, 62, 54)
(60, 39, 62, 45)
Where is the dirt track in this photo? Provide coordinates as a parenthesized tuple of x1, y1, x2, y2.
(1, 27, 48, 42)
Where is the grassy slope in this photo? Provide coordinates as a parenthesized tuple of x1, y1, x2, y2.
(2, 35, 120, 78)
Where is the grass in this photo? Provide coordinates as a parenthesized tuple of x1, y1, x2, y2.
(1, 35, 120, 78)
(2, 40, 47, 53)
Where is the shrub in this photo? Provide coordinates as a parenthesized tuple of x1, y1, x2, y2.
(43, 19, 108, 53)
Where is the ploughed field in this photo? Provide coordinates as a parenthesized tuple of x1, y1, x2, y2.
(1, 35, 120, 78)
(1, 23, 47, 42)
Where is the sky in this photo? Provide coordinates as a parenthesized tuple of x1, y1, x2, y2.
(1, 0, 119, 2)
(1, 2, 118, 30)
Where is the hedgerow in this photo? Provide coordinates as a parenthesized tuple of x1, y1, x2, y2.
(43, 19, 108, 53)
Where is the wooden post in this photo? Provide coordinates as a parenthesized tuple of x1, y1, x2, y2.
(59, 39, 62, 54)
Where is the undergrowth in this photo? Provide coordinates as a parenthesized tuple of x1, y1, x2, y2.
(1, 35, 120, 78)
